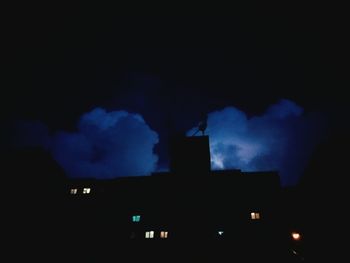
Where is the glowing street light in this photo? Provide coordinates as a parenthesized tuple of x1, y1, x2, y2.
(291, 232, 301, 241)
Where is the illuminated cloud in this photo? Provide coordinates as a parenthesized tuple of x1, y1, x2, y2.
(51, 108, 159, 178)
(187, 99, 325, 185)
(11, 100, 325, 185)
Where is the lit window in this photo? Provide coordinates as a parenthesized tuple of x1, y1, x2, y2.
(132, 215, 141, 222)
(83, 188, 91, 194)
(250, 212, 260, 220)
(291, 232, 301, 241)
(160, 231, 168, 239)
(145, 231, 154, 239)
(218, 231, 224, 236)
(70, 188, 78, 194)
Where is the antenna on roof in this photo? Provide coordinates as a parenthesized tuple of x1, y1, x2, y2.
(192, 115, 207, 136)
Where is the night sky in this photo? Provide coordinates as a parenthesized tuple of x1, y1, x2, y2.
(2, 6, 348, 186)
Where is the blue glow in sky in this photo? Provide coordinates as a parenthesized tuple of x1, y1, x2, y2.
(51, 108, 159, 178)
(187, 99, 325, 185)
(12, 100, 325, 185)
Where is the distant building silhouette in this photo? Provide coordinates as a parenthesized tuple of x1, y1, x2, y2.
(63, 135, 301, 262)
(169, 136, 211, 176)
(2, 135, 308, 262)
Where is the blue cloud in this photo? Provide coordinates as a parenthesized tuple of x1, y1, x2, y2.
(51, 108, 159, 179)
(187, 99, 325, 186)
(265, 99, 303, 119)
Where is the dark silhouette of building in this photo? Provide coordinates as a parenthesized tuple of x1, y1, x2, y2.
(289, 131, 349, 262)
(3, 136, 304, 262)
(169, 135, 211, 176)
(63, 136, 301, 262)
(3, 147, 68, 262)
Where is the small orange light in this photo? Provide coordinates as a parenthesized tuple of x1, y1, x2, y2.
(291, 232, 301, 241)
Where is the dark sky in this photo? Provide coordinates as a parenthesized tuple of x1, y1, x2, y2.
(3, 6, 348, 185)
